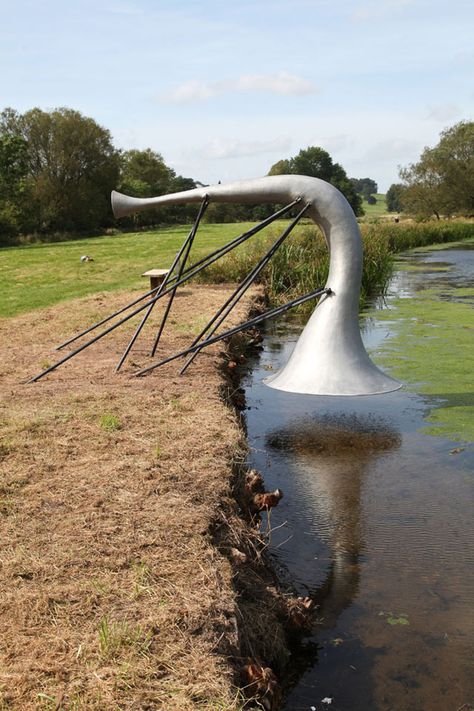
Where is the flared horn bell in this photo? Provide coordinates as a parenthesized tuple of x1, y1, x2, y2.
(111, 176, 401, 396)
(112, 191, 159, 219)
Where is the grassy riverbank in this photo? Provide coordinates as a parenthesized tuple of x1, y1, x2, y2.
(0, 224, 255, 318)
(0, 285, 301, 710)
(198, 220, 474, 312)
(2, 220, 472, 706)
(2, 220, 473, 319)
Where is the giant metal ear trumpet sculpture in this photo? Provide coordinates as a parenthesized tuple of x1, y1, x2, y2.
(112, 176, 401, 396)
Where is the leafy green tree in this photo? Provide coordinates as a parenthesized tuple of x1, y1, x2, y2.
(0, 107, 120, 233)
(119, 148, 174, 197)
(0, 134, 30, 241)
(0, 134, 28, 188)
(351, 177, 378, 200)
(386, 183, 405, 212)
(400, 121, 474, 218)
(168, 174, 199, 223)
(269, 146, 363, 215)
(118, 148, 173, 226)
(268, 158, 291, 176)
(204, 201, 261, 224)
(171, 175, 197, 193)
(118, 149, 199, 225)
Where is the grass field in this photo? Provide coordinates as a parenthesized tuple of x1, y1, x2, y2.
(360, 193, 388, 218)
(2, 217, 473, 320)
(0, 223, 257, 318)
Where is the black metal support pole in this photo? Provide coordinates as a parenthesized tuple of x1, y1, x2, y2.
(168, 197, 301, 284)
(115, 197, 209, 372)
(26, 233, 260, 382)
(56, 286, 162, 351)
(113, 274, 170, 372)
(134, 286, 332, 377)
(28, 200, 302, 383)
(179, 202, 310, 374)
(55, 198, 301, 352)
(149, 198, 209, 357)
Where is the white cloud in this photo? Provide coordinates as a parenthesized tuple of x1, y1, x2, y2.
(106, 1, 143, 15)
(186, 136, 292, 160)
(426, 103, 461, 122)
(168, 80, 215, 102)
(308, 134, 352, 155)
(161, 72, 318, 103)
(233, 72, 317, 96)
(363, 137, 420, 163)
(352, 0, 413, 21)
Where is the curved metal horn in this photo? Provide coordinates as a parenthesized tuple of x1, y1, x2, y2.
(111, 176, 401, 396)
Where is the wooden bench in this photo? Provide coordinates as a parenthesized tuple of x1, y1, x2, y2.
(142, 268, 170, 290)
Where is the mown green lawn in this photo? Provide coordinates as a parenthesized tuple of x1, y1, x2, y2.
(4, 216, 470, 321)
(360, 193, 388, 218)
(0, 223, 260, 318)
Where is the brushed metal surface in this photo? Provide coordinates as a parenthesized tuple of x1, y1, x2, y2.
(112, 176, 401, 396)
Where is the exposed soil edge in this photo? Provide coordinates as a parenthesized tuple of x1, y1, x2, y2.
(212, 296, 314, 711)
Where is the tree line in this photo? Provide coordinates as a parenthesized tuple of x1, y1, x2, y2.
(0, 107, 367, 244)
(0, 107, 202, 244)
(1, 106, 472, 246)
(386, 121, 474, 218)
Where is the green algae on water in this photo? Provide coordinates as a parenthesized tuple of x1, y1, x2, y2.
(368, 286, 474, 443)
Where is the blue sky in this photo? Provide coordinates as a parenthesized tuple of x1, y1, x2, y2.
(2, 0, 473, 191)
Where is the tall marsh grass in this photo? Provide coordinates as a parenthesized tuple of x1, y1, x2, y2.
(362, 220, 474, 252)
(197, 220, 474, 313)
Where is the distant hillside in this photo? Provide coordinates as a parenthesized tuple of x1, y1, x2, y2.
(361, 193, 388, 218)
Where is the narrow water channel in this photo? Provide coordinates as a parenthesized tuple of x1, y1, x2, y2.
(241, 244, 474, 711)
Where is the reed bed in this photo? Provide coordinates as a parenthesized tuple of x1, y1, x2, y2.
(362, 219, 474, 252)
(197, 220, 474, 313)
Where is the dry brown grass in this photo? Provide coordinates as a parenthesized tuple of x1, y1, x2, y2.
(0, 285, 281, 710)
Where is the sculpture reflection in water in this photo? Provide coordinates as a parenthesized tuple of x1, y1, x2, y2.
(265, 413, 401, 708)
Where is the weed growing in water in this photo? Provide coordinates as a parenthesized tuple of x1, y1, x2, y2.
(197, 224, 393, 313)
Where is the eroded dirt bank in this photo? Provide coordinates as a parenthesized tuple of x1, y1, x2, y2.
(0, 285, 305, 710)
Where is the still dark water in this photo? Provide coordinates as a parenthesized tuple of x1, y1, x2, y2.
(241, 246, 474, 711)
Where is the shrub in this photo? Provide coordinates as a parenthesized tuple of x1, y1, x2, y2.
(196, 220, 474, 314)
